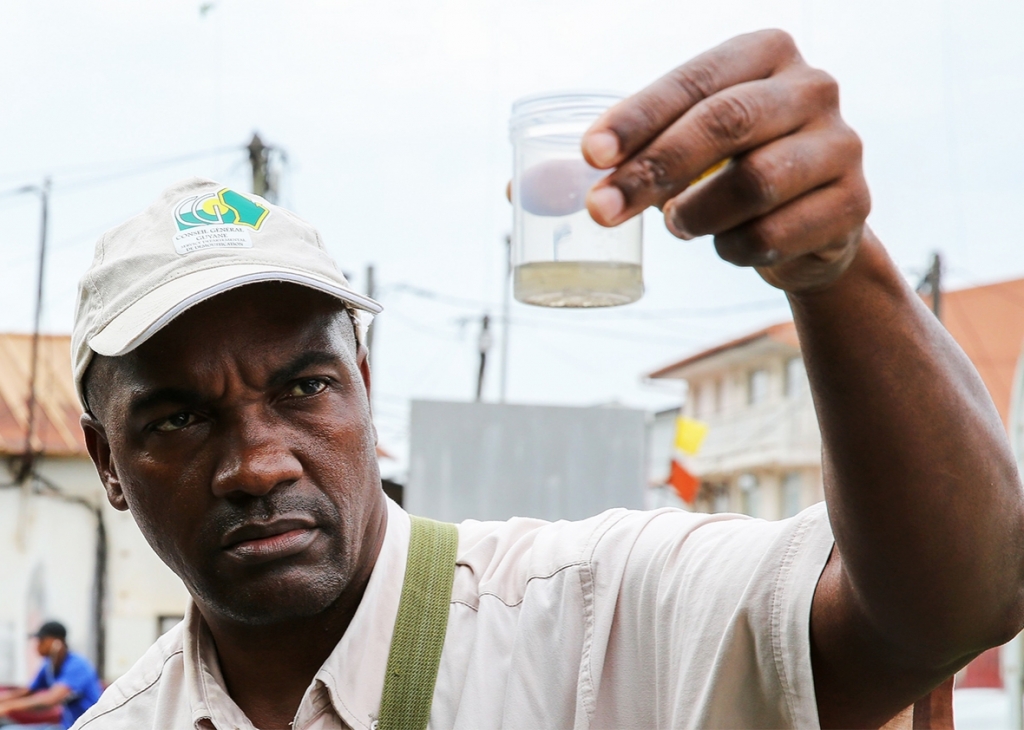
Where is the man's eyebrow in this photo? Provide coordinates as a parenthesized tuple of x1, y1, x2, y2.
(267, 351, 344, 388)
(128, 387, 205, 417)
(125, 352, 343, 416)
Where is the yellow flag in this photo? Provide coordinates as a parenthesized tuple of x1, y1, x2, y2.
(674, 416, 709, 456)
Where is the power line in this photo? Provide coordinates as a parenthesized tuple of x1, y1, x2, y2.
(386, 294, 708, 347)
(501, 314, 697, 347)
(13, 181, 50, 484)
(383, 280, 787, 320)
(382, 282, 501, 311)
(0, 184, 40, 202)
(609, 299, 788, 319)
(0, 145, 243, 197)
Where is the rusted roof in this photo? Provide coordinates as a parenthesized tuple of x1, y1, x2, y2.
(0, 334, 85, 457)
(940, 278, 1024, 427)
(0, 333, 403, 460)
(647, 277, 1024, 428)
(647, 321, 799, 379)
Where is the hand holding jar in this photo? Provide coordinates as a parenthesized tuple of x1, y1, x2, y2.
(509, 30, 869, 306)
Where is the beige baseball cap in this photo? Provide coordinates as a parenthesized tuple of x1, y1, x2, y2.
(71, 177, 382, 408)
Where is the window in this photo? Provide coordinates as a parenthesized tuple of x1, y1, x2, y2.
(714, 379, 724, 413)
(738, 473, 761, 517)
(0, 621, 14, 684)
(748, 368, 770, 405)
(157, 615, 184, 638)
(782, 471, 802, 518)
(712, 485, 730, 514)
(785, 357, 806, 399)
(696, 382, 716, 417)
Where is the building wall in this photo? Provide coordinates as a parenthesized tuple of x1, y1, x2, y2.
(0, 456, 189, 683)
(0, 486, 96, 685)
(408, 401, 647, 523)
(103, 502, 190, 677)
(645, 407, 687, 510)
(679, 349, 825, 518)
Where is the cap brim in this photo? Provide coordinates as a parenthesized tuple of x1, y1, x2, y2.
(88, 263, 383, 357)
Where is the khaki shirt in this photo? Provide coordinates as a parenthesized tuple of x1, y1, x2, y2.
(74, 498, 833, 729)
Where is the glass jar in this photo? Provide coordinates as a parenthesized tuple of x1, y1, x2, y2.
(509, 91, 643, 308)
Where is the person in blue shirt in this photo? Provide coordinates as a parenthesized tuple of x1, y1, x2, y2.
(0, 621, 103, 730)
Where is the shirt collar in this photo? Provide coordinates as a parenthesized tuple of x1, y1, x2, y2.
(315, 497, 409, 729)
(181, 497, 410, 730)
(183, 603, 255, 730)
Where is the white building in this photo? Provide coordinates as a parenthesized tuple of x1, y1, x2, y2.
(646, 276, 1024, 694)
(647, 322, 823, 519)
(0, 333, 190, 684)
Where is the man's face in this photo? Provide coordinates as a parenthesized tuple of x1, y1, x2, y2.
(35, 637, 56, 657)
(82, 283, 386, 625)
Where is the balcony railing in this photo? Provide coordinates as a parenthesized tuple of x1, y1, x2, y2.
(690, 391, 820, 475)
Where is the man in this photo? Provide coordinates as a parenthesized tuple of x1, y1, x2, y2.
(71, 29, 1023, 729)
(0, 622, 102, 729)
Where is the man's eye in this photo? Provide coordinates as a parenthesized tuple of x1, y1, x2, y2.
(152, 412, 196, 433)
(288, 378, 328, 397)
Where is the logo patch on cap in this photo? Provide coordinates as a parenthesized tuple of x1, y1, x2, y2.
(171, 188, 270, 255)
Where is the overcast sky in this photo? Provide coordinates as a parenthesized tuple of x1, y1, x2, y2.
(3, 0, 1024, 468)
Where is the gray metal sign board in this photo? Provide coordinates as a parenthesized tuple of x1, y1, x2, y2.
(407, 400, 646, 523)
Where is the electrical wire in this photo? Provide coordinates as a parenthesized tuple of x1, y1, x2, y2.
(0, 184, 40, 202)
(383, 281, 787, 320)
(500, 314, 697, 347)
(381, 287, 757, 347)
(2, 146, 243, 197)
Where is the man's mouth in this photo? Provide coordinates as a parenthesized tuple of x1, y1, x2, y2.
(221, 518, 318, 564)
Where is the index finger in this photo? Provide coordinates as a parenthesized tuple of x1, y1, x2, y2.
(581, 29, 803, 169)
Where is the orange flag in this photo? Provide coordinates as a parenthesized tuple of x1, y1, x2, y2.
(668, 459, 700, 504)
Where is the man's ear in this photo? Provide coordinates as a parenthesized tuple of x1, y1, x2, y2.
(356, 345, 379, 445)
(357, 344, 372, 403)
(81, 414, 128, 511)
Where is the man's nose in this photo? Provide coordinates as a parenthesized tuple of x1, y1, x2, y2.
(211, 412, 303, 498)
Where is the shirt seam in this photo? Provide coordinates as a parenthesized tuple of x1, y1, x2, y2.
(581, 509, 637, 563)
(575, 509, 637, 727)
(75, 649, 183, 728)
(317, 665, 370, 730)
(577, 558, 597, 726)
(475, 561, 588, 608)
(771, 509, 814, 726)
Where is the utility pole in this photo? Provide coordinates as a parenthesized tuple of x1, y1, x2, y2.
(500, 234, 511, 403)
(918, 252, 942, 323)
(476, 314, 492, 402)
(17, 178, 50, 484)
(247, 132, 279, 203)
(365, 264, 376, 368)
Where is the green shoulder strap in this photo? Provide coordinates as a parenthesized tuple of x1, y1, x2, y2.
(378, 515, 459, 730)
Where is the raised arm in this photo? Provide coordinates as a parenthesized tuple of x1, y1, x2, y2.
(582, 29, 1024, 727)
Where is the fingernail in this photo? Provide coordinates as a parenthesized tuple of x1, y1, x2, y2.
(588, 186, 624, 224)
(583, 131, 619, 168)
(665, 207, 695, 240)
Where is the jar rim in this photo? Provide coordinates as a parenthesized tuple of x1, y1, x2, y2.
(509, 90, 625, 135)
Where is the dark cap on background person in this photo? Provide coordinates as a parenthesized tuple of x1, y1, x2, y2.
(32, 621, 67, 642)
(70, 176, 383, 410)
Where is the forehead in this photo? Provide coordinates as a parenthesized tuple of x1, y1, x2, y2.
(89, 283, 357, 407)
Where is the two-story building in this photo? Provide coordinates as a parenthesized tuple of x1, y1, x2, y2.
(0, 333, 192, 685)
(647, 275, 1024, 693)
(648, 321, 822, 519)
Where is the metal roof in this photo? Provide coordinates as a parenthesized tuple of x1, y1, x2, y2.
(0, 332, 398, 461)
(647, 276, 1024, 428)
(0, 333, 85, 457)
(646, 322, 799, 380)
